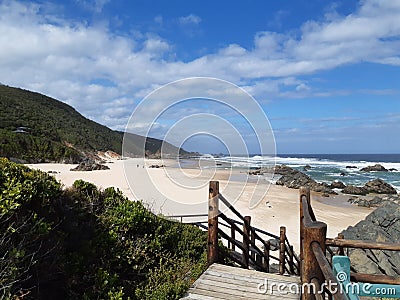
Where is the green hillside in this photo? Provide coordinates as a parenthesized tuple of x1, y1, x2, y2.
(0, 85, 187, 163)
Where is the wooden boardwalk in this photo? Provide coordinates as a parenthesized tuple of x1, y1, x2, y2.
(181, 264, 301, 300)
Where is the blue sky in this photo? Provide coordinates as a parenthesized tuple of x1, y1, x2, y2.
(0, 0, 399, 154)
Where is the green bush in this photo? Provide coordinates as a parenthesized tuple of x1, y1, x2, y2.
(0, 159, 207, 299)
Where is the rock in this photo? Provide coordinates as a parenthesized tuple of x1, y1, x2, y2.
(347, 196, 359, 204)
(369, 196, 385, 206)
(303, 165, 312, 171)
(70, 159, 110, 171)
(249, 167, 261, 175)
(149, 164, 165, 168)
(340, 172, 347, 176)
(341, 202, 400, 276)
(342, 185, 368, 196)
(267, 239, 280, 251)
(346, 166, 358, 169)
(389, 168, 398, 172)
(364, 178, 397, 194)
(360, 164, 388, 172)
(275, 165, 337, 194)
(348, 195, 400, 208)
(322, 193, 330, 197)
(330, 181, 346, 189)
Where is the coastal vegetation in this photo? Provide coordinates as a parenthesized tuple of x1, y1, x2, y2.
(0, 85, 187, 163)
(0, 158, 207, 299)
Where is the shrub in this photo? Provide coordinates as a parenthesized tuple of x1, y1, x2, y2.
(0, 159, 208, 299)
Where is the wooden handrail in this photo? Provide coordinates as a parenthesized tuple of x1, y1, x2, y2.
(217, 228, 246, 253)
(351, 272, 400, 285)
(311, 242, 348, 300)
(219, 193, 246, 222)
(326, 238, 400, 251)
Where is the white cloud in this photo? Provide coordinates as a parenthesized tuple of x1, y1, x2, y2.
(179, 14, 201, 25)
(0, 0, 399, 137)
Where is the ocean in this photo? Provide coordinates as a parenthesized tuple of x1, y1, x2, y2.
(200, 154, 400, 192)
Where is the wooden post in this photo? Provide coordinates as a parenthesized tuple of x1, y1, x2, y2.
(302, 222, 327, 300)
(231, 226, 235, 251)
(300, 187, 328, 300)
(263, 240, 270, 273)
(279, 226, 286, 275)
(207, 181, 219, 266)
(242, 216, 251, 268)
(299, 187, 310, 265)
(289, 245, 295, 275)
(337, 233, 345, 255)
(255, 251, 262, 269)
(250, 228, 256, 261)
(299, 186, 310, 280)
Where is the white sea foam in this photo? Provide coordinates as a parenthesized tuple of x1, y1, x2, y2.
(201, 155, 400, 192)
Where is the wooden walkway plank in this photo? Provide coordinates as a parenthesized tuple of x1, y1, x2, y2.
(181, 263, 301, 300)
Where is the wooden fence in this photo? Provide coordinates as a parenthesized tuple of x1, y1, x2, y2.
(207, 181, 299, 275)
(169, 181, 300, 276)
(300, 186, 400, 300)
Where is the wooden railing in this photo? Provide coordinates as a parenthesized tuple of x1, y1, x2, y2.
(169, 181, 300, 275)
(207, 181, 299, 275)
(300, 186, 400, 300)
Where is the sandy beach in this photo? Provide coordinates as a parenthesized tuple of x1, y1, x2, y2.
(27, 158, 373, 252)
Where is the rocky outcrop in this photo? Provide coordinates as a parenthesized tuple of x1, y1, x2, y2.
(348, 194, 400, 207)
(364, 179, 397, 194)
(341, 201, 400, 276)
(330, 181, 346, 189)
(344, 179, 397, 196)
(275, 165, 337, 195)
(360, 164, 388, 172)
(303, 165, 312, 171)
(342, 185, 368, 195)
(70, 160, 110, 171)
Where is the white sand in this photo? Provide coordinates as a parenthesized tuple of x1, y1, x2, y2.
(27, 158, 373, 252)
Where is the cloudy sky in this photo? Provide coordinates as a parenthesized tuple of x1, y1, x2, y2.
(1, 0, 399, 154)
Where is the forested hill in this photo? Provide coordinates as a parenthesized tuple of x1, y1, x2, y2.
(0, 85, 187, 163)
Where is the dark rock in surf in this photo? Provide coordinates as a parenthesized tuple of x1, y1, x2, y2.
(363, 178, 397, 194)
(275, 165, 337, 195)
(360, 164, 388, 172)
(330, 181, 346, 189)
(342, 185, 368, 196)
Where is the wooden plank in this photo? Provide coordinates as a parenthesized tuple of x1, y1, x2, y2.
(187, 283, 299, 300)
(183, 291, 227, 300)
(181, 263, 301, 300)
(202, 272, 299, 287)
(208, 264, 301, 283)
(196, 276, 301, 299)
